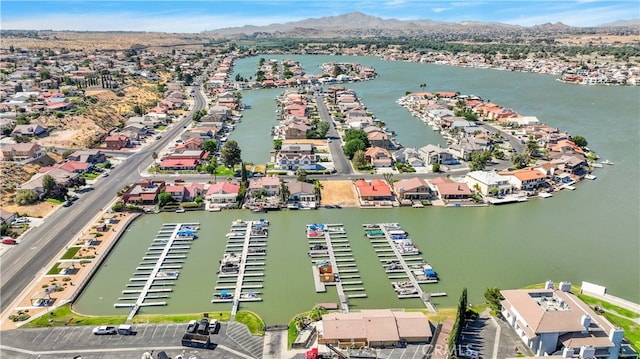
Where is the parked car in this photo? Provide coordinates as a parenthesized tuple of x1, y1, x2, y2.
(208, 319, 219, 334)
(186, 320, 198, 333)
(92, 326, 117, 335)
(63, 200, 73, 207)
(14, 217, 30, 224)
(117, 324, 134, 335)
(1, 238, 17, 245)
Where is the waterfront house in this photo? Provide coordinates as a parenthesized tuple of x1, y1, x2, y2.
(248, 175, 280, 197)
(501, 282, 629, 358)
(122, 180, 166, 205)
(429, 177, 473, 203)
(0, 142, 43, 162)
(205, 181, 240, 207)
(418, 144, 457, 166)
(394, 177, 431, 201)
(355, 179, 393, 203)
(276, 143, 317, 171)
(392, 147, 424, 168)
(285, 180, 318, 207)
(365, 146, 393, 167)
(465, 170, 514, 196)
(283, 122, 311, 139)
(182, 182, 204, 202)
(319, 309, 432, 348)
(366, 129, 392, 149)
(503, 168, 548, 191)
(164, 185, 187, 202)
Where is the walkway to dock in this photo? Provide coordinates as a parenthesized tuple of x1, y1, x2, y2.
(118, 222, 199, 323)
(212, 219, 268, 321)
(378, 224, 437, 314)
(322, 229, 349, 313)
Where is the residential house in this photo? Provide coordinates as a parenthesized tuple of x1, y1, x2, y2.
(122, 180, 166, 205)
(355, 179, 393, 202)
(286, 180, 317, 200)
(0, 208, 16, 225)
(394, 177, 431, 201)
(164, 185, 187, 202)
(276, 143, 317, 171)
(20, 168, 78, 194)
(11, 124, 47, 137)
(449, 137, 489, 161)
(67, 149, 106, 164)
(501, 283, 629, 358)
(429, 177, 473, 202)
(283, 122, 311, 139)
(183, 182, 204, 202)
(392, 147, 425, 168)
(465, 170, 514, 196)
(418, 144, 457, 166)
(366, 128, 392, 149)
(365, 146, 393, 167)
(104, 135, 129, 150)
(504, 168, 548, 191)
(0, 142, 43, 161)
(205, 181, 240, 207)
(159, 158, 198, 170)
(248, 175, 280, 197)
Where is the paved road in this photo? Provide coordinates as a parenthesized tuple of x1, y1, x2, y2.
(315, 95, 353, 175)
(0, 83, 208, 313)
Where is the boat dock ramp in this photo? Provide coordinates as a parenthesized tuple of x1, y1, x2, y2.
(364, 223, 441, 314)
(213, 219, 269, 320)
(115, 222, 199, 322)
(307, 223, 367, 314)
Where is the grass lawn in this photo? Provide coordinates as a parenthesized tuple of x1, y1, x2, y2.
(46, 262, 61, 275)
(61, 247, 81, 260)
(23, 305, 265, 336)
(46, 198, 64, 205)
(602, 312, 640, 352)
(215, 165, 234, 177)
(576, 293, 639, 319)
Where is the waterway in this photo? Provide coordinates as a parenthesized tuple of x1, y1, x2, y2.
(75, 55, 639, 325)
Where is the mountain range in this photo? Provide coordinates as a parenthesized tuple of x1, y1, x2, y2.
(205, 12, 640, 37)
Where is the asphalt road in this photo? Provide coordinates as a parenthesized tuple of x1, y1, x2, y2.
(0, 83, 207, 313)
(315, 95, 353, 175)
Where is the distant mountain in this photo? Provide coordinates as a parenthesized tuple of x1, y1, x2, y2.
(597, 19, 640, 27)
(204, 12, 639, 39)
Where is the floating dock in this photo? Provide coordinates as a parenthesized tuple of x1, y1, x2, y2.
(213, 219, 268, 320)
(369, 223, 440, 314)
(115, 223, 199, 322)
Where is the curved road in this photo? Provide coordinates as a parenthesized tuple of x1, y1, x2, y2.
(0, 83, 207, 312)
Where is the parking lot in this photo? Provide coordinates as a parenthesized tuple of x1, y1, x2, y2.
(0, 322, 264, 359)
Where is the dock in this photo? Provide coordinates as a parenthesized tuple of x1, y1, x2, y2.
(307, 223, 367, 313)
(374, 223, 438, 314)
(115, 223, 199, 322)
(213, 219, 268, 320)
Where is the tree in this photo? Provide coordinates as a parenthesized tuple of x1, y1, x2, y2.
(484, 287, 504, 313)
(273, 139, 282, 150)
(470, 150, 492, 171)
(343, 139, 366, 159)
(431, 163, 441, 173)
(316, 122, 330, 138)
(42, 175, 55, 198)
(525, 136, 539, 156)
(511, 153, 530, 169)
(157, 192, 173, 207)
(202, 140, 218, 153)
(14, 189, 39, 205)
(221, 140, 242, 168)
(296, 168, 308, 182)
(571, 135, 588, 147)
(49, 183, 68, 201)
(352, 150, 367, 169)
(344, 129, 370, 148)
(383, 172, 394, 190)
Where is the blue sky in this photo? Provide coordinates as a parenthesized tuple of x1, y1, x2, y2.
(1, 1, 639, 33)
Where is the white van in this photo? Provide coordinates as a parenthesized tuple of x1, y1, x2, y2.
(117, 324, 133, 335)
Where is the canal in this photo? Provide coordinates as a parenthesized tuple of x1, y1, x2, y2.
(74, 55, 640, 325)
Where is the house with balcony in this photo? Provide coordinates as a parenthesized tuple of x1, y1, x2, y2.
(248, 175, 281, 197)
(503, 168, 548, 191)
(355, 179, 393, 206)
(104, 135, 130, 150)
(500, 282, 633, 359)
(394, 177, 431, 202)
(285, 180, 318, 208)
(365, 146, 393, 168)
(418, 144, 457, 166)
(429, 177, 473, 204)
(205, 181, 240, 208)
(465, 170, 514, 196)
(122, 180, 166, 205)
(275, 143, 317, 171)
(0, 142, 43, 161)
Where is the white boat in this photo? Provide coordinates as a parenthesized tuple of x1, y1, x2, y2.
(538, 192, 553, 198)
(601, 160, 614, 165)
(175, 208, 185, 213)
(584, 174, 597, 180)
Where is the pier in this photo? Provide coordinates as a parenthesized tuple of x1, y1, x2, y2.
(373, 223, 438, 314)
(307, 223, 367, 313)
(115, 223, 199, 322)
(213, 219, 268, 320)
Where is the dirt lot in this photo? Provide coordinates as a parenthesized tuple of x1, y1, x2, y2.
(319, 180, 358, 207)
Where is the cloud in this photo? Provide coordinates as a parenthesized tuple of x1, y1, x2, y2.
(432, 7, 449, 13)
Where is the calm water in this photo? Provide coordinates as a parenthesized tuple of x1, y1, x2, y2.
(75, 56, 640, 325)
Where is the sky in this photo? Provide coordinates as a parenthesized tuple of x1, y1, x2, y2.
(1, 0, 639, 33)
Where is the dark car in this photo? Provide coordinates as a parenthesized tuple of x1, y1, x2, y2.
(63, 201, 73, 207)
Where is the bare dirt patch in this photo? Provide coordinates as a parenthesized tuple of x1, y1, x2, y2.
(319, 180, 358, 207)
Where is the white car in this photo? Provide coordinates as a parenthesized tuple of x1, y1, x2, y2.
(92, 325, 117, 335)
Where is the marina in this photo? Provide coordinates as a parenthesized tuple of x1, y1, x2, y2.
(212, 219, 269, 319)
(306, 223, 367, 313)
(365, 223, 440, 313)
(114, 223, 199, 322)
